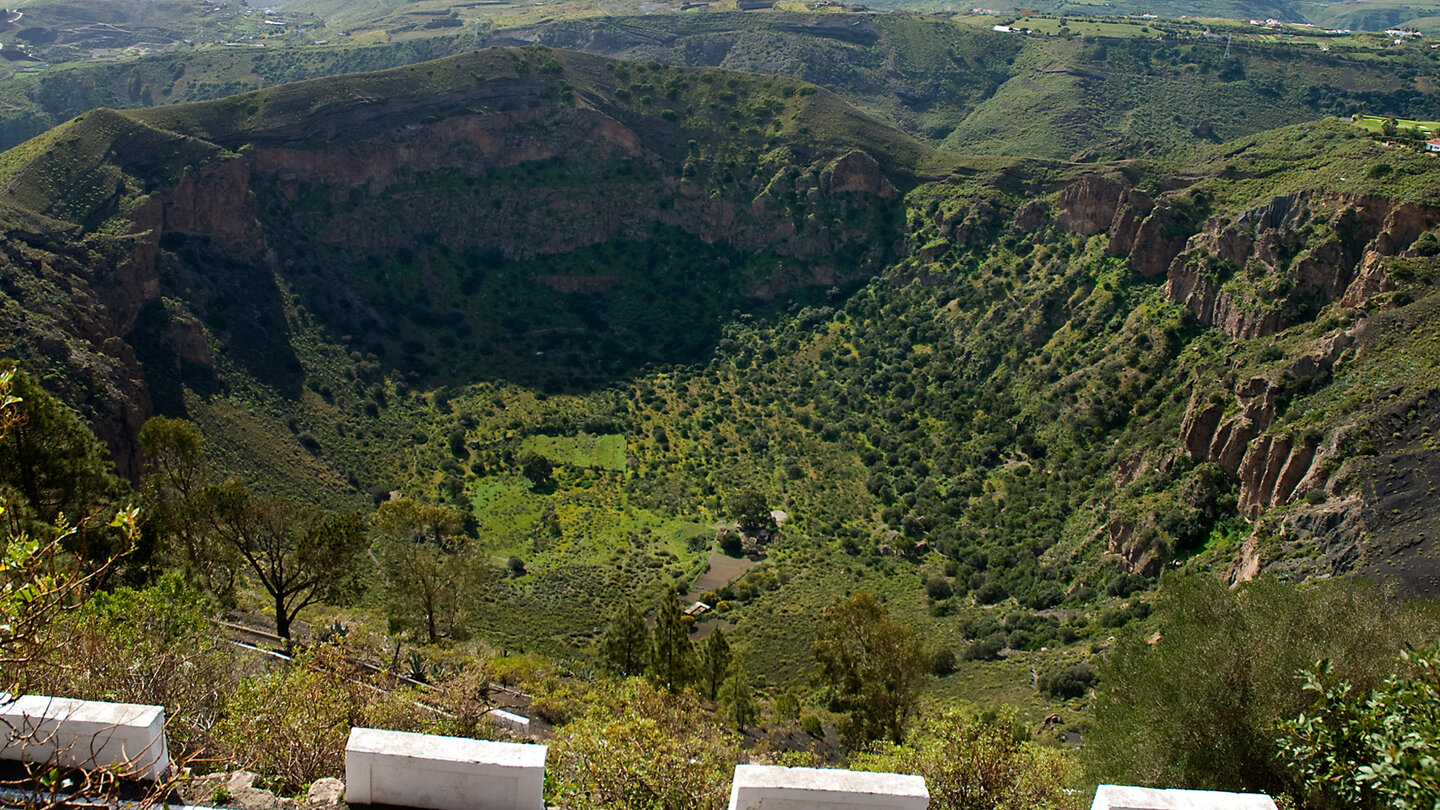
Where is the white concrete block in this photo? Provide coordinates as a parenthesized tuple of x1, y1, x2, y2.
(489, 709, 530, 734)
(728, 764, 929, 810)
(0, 695, 170, 781)
(1092, 784, 1279, 810)
(345, 727, 546, 810)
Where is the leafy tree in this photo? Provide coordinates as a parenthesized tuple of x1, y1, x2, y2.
(718, 530, 743, 557)
(0, 368, 138, 680)
(373, 497, 477, 644)
(202, 481, 366, 643)
(925, 575, 953, 600)
(600, 600, 649, 676)
(1037, 662, 1096, 699)
(649, 585, 696, 692)
(727, 488, 775, 533)
(1279, 644, 1440, 810)
(139, 416, 241, 598)
(812, 591, 929, 746)
(849, 708, 1073, 810)
(0, 365, 128, 576)
(0, 365, 124, 524)
(138, 417, 206, 499)
(698, 626, 732, 701)
(931, 648, 957, 676)
(519, 451, 553, 487)
(1085, 574, 1440, 800)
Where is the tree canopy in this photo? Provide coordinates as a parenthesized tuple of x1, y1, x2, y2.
(812, 591, 928, 746)
(601, 599, 649, 677)
(373, 497, 477, 644)
(202, 481, 366, 642)
(1085, 574, 1440, 801)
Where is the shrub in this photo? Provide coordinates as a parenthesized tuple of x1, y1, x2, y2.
(800, 713, 825, 737)
(931, 648, 957, 676)
(1280, 644, 1440, 809)
(925, 576, 954, 600)
(974, 580, 1007, 605)
(1027, 583, 1062, 609)
(215, 645, 428, 792)
(550, 680, 739, 810)
(1085, 574, 1440, 801)
(1099, 601, 1151, 628)
(959, 614, 1001, 639)
(1038, 662, 1097, 699)
(850, 708, 1073, 810)
(27, 574, 231, 758)
(962, 635, 1004, 661)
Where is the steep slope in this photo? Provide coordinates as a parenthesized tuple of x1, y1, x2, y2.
(493, 14, 1440, 159)
(0, 34, 485, 151)
(3, 44, 1440, 685)
(0, 46, 926, 489)
(7, 13, 1436, 160)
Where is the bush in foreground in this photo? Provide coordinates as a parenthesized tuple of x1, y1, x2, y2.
(850, 708, 1076, 810)
(549, 679, 740, 810)
(1084, 574, 1440, 802)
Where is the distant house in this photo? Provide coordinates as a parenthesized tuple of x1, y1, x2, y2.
(684, 601, 711, 617)
(1426, 139, 1440, 153)
(993, 24, 1015, 32)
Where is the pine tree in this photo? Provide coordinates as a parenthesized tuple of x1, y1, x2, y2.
(648, 585, 695, 692)
(721, 653, 757, 730)
(600, 599, 649, 676)
(699, 626, 732, 701)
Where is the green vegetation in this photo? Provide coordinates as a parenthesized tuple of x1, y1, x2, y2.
(1352, 113, 1440, 140)
(813, 592, 929, 746)
(6, 28, 1440, 807)
(1280, 643, 1440, 809)
(850, 708, 1075, 810)
(1084, 574, 1440, 803)
(4, 8, 1440, 159)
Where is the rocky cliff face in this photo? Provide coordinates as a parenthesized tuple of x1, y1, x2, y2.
(0, 50, 914, 475)
(1042, 166, 1440, 582)
(1177, 328, 1354, 518)
(1164, 192, 1436, 340)
(247, 112, 895, 267)
(0, 229, 157, 479)
(1050, 175, 1440, 342)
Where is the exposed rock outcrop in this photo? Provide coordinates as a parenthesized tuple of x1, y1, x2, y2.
(1049, 173, 1153, 255)
(1106, 515, 1161, 578)
(1163, 193, 1438, 339)
(821, 150, 898, 199)
(1128, 203, 1197, 278)
(1055, 175, 1125, 236)
(1052, 178, 1438, 341)
(1177, 330, 1354, 518)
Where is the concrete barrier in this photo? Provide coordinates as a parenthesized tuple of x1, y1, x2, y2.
(0, 695, 170, 781)
(490, 709, 531, 735)
(728, 764, 929, 809)
(344, 727, 545, 810)
(1092, 784, 1279, 810)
